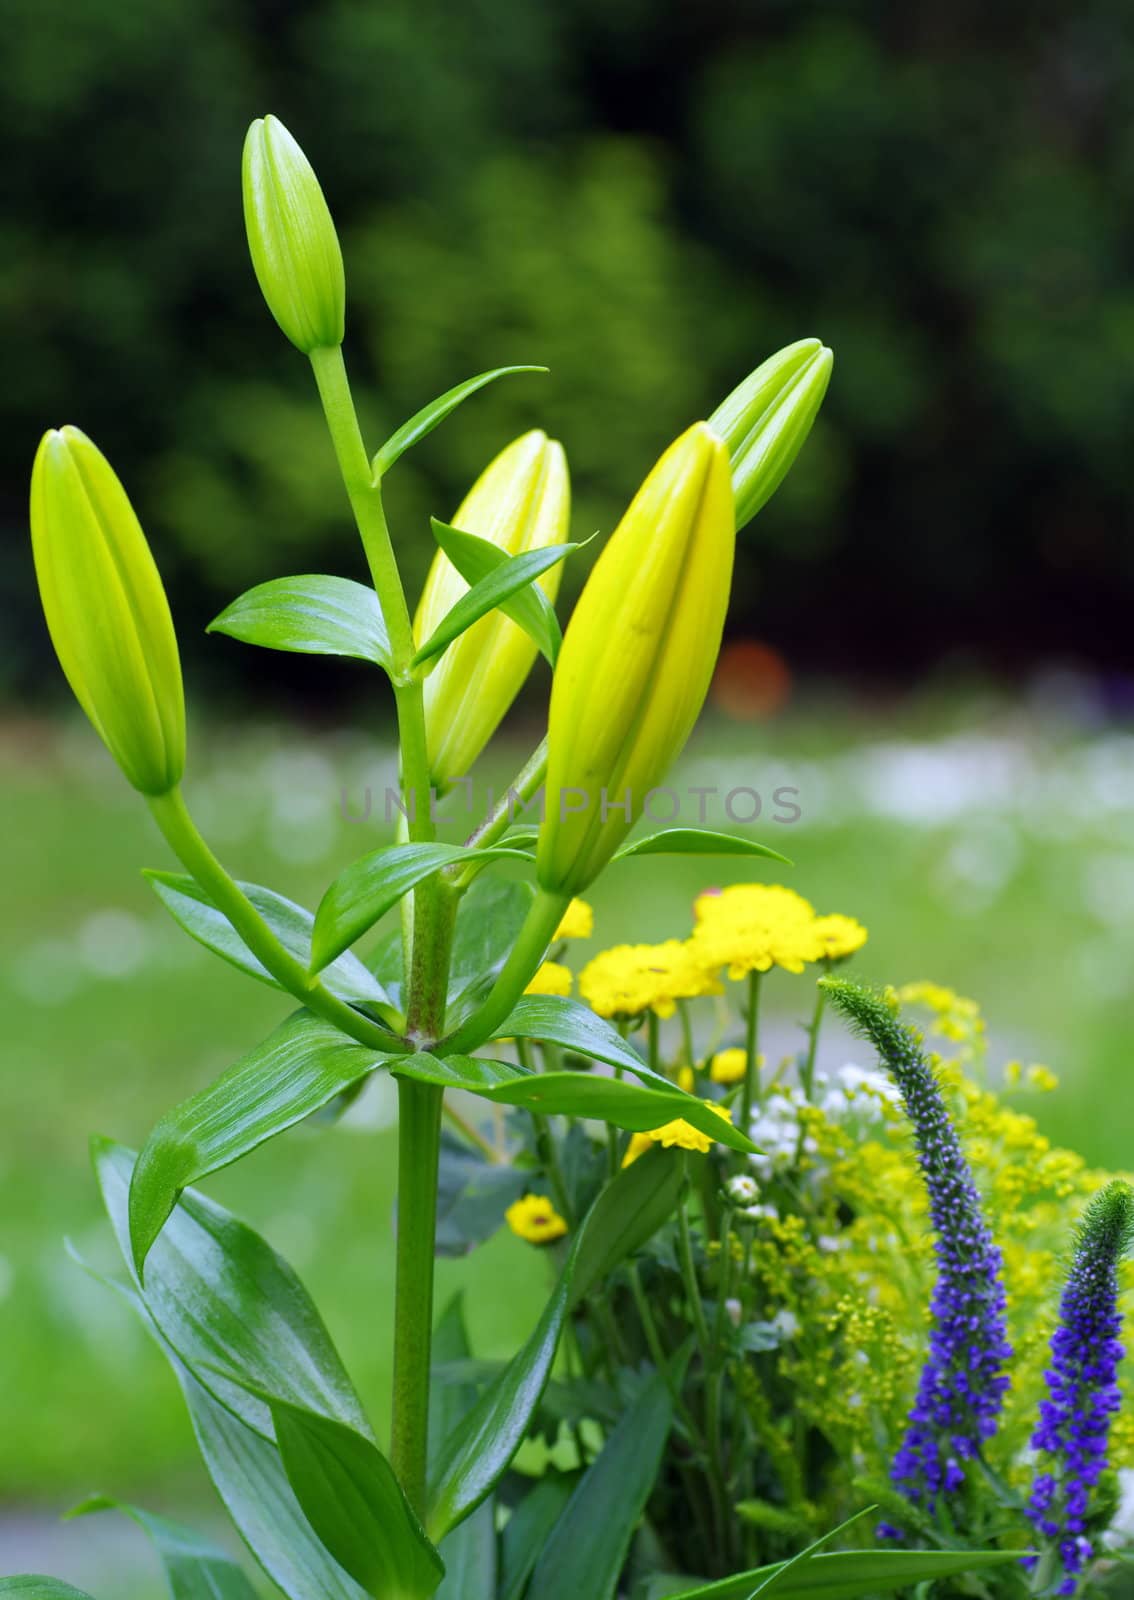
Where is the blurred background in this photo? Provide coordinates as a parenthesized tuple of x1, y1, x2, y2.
(4, 0, 1134, 1590)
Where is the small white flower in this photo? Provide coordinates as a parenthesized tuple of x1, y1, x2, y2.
(725, 1297, 743, 1328)
(727, 1175, 760, 1206)
(772, 1309, 799, 1338)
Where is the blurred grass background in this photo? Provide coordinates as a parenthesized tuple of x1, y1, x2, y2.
(5, 0, 1134, 1590)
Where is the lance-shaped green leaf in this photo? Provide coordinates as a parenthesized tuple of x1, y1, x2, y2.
(429, 1298, 499, 1599)
(445, 877, 534, 1022)
(395, 1053, 758, 1156)
(613, 828, 791, 865)
(411, 543, 578, 671)
(488, 995, 682, 1091)
(0, 1584, 99, 1599)
(208, 575, 392, 669)
(94, 1138, 373, 1442)
(427, 1146, 683, 1539)
(430, 518, 563, 666)
(498, 1472, 577, 1600)
(373, 367, 547, 478)
(126, 1013, 399, 1272)
(642, 1548, 1027, 1600)
(178, 1359, 370, 1600)
(146, 870, 393, 1011)
(742, 1509, 874, 1599)
(267, 1398, 443, 1599)
(312, 843, 530, 973)
(68, 1497, 260, 1600)
(527, 1370, 674, 1600)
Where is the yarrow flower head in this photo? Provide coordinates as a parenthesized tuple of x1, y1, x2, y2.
(579, 939, 720, 1020)
(691, 884, 817, 976)
(505, 1193, 569, 1245)
(525, 961, 573, 998)
(690, 886, 868, 979)
(710, 1047, 752, 1085)
(1026, 1181, 1134, 1596)
(554, 898, 593, 940)
(822, 978, 1013, 1519)
(623, 1100, 734, 1165)
(809, 913, 868, 962)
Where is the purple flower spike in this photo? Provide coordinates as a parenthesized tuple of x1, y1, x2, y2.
(1027, 1181, 1133, 1596)
(822, 979, 1013, 1518)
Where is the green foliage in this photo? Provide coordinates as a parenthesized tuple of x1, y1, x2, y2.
(67, 1498, 259, 1600)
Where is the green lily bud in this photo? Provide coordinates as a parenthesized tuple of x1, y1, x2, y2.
(242, 115, 345, 353)
(537, 422, 734, 895)
(415, 430, 570, 786)
(710, 337, 833, 531)
(30, 427, 185, 796)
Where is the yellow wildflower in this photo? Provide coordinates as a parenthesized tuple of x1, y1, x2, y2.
(691, 884, 817, 977)
(554, 898, 594, 940)
(677, 1065, 695, 1093)
(1027, 1064, 1059, 1093)
(624, 1100, 734, 1164)
(579, 939, 720, 1020)
(711, 1047, 760, 1085)
(525, 961, 573, 998)
(505, 1193, 568, 1244)
(808, 913, 868, 961)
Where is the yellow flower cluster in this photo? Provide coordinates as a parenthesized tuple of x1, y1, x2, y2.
(710, 1047, 752, 1085)
(622, 1100, 734, 1165)
(554, 898, 594, 940)
(525, 961, 573, 998)
(505, 1193, 568, 1244)
(690, 885, 868, 980)
(579, 939, 721, 1020)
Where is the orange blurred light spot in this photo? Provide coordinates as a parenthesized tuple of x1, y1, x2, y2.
(711, 639, 793, 721)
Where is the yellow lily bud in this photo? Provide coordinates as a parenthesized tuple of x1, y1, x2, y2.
(30, 427, 185, 796)
(537, 422, 734, 894)
(415, 430, 569, 785)
(711, 338, 833, 531)
(242, 115, 345, 353)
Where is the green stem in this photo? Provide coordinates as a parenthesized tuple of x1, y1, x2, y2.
(629, 1262, 701, 1442)
(801, 966, 829, 1100)
(389, 1076, 443, 1513)
(677, 1000, 696, 1069)
(647, 1011, 661, 1075)
(443, 887, 569, 1053)
(458, 736, 549, 858)
(308, 345, 434, 847)
(148, 788, 405, 1054)
(518, 1040, 574, 1224)
(740, 970, 763, 1132)
(310, 344, 454, 1520)
(678, 1183, 712, 1359)
(442, 1099, 498, 1162)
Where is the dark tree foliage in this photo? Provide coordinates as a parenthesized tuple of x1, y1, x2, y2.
(5, 0, 1134, 701)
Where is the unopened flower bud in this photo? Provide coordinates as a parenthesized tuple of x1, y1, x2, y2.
(537, 422, 734, 895)
(242, 115, 345, 353)
(710, 338, 832, 532)
(30, 427, 185, 795)
(415, 430, 569, 785)
(726, 1174, 760, 1207)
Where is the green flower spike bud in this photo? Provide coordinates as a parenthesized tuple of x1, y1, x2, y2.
(415, 429, 570, 785)
(242, 114, 345, 353)
(710, 337, 833, 532)
(537, 421, 734, 895)
(30, 427, 185, 796)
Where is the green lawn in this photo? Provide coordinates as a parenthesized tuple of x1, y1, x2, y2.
(3, 690, 1132, 1540)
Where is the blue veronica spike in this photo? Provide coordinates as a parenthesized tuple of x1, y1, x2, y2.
(1026, 1181, 1133, 1597)
(821, 979, 1013, 1520)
